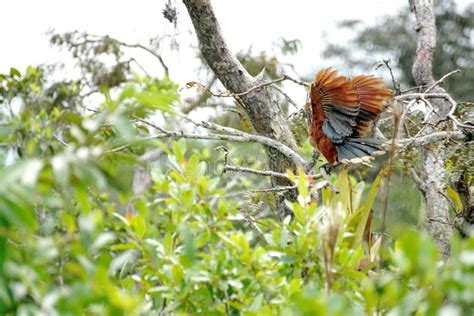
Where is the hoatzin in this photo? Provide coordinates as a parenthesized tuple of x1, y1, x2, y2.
(308, 68, 392, 168)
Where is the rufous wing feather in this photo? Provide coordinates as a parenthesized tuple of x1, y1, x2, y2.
(350, 75, 392, 137)
(310, 68, 360, 143)
(309, 68, 392, 165)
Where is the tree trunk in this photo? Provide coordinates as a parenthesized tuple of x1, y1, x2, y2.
(182, 0, 298, 218)
(410, 0, 453, 256)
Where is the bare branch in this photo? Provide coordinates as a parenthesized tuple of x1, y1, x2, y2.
(63, 32, 169, 77)
(397, 130, 467, 146)
(272, 85, 299, 109)
(224, 165, 292, 180)
(183, 0, 299, 217)
(113, 39, 169, 77)
(395, 92, 455, 100)
(408, 167, 427, 193)
(282, 74, 311, 88)
(107, 128, 307, 167)
(224, 164, 322, 181)
(424, 69, 460, 93)
(186, 74, 309, 99)
(375, 59, 401, 95)
(395, 93, 474, 130)
(304, 150, 320, 173)
(133, 116, 170, 135)
(225, 185, 298, 197)
(179, 113, 306, 166)
(181, 75, 218, 113)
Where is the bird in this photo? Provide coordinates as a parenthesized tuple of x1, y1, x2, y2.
(309, 68, 392, 168)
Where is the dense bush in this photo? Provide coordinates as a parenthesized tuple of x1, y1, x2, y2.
(1, 69, 473, 315)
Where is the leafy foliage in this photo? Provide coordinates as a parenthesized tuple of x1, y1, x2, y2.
(1, 68, 474, 315)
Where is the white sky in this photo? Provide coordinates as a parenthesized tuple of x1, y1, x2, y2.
(0, 0, 470, 106)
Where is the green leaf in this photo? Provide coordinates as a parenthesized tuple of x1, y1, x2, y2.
(346, 169, 384, 248)
(136, 91, 175, 113)
(10, 67, 21, 77)
(119, 85, 136, 101)
(447, 186, 463, 212)
(131, 215, 146, 239)
(248, 293, 264, 312)
(335, 168, 352, 211)
(171, 264, 184, 283)
(163, 232, 173, 254)
(109, 250, 137, 275)
(292, 203, 305, 224)
(0, 189, 37, 230)
(171, 140, 185, 164)
(297, 167, 308, 205)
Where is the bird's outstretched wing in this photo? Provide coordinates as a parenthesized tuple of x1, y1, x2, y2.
(310, 68, 391, 143)
(350, 75, 392, 137)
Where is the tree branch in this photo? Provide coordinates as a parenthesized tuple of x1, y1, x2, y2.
(223, 165, 292, 180)
(182, 0, 299, 216)
(397, 131, 467, 146)
(107, 129, 307, 167)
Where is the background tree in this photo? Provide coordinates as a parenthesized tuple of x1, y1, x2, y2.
(323, 0, 474, 251)
(322, 0, 473, 100)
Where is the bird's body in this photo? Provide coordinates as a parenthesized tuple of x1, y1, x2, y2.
(309, 68, 392, 166)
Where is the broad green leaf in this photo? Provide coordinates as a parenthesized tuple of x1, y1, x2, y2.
(119, 85, 136, 101)
(136, 91, 175, 113)
(346, 169, 384, 248)
(447, 186, 463, 212)
(0, 190, 37, 230)
(10, 67, 21, 77)
(171, 140, 185, 164)
(248, 293, 264, 312)
(297, 167, 308, 205)
(163, 232, 173, 254)
(131, 215, 146, 239)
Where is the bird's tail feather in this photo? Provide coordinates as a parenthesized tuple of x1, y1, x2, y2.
(336, 138, 385, 164)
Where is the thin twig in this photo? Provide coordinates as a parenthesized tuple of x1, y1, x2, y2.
(225, 185, 298, 197)
(424, 69, 460, 93)
(272, 85, 299, 109)
(224, 164, 322, 181)
(224, 165, 291, 180)
(54, 135, 69, 147)
(186, 74, 310, 99)
(282, 74, 310, 87)
(395, 92, 455, 100)
(396, 93, 473, 130)
(178, 113, 307, 166)
(396, 130, 467, 146)
(408, 167, 427, 193)
(304, 150, 320, 173)
(397, 100, 414, 137)
(114, 39, 169, 77)
(133, 116, 170, 135)
(377, 59, 401, 95)
(66, 32, 169, 76)
(181, 75, 218, 114)
(107, 130, 308, 167)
